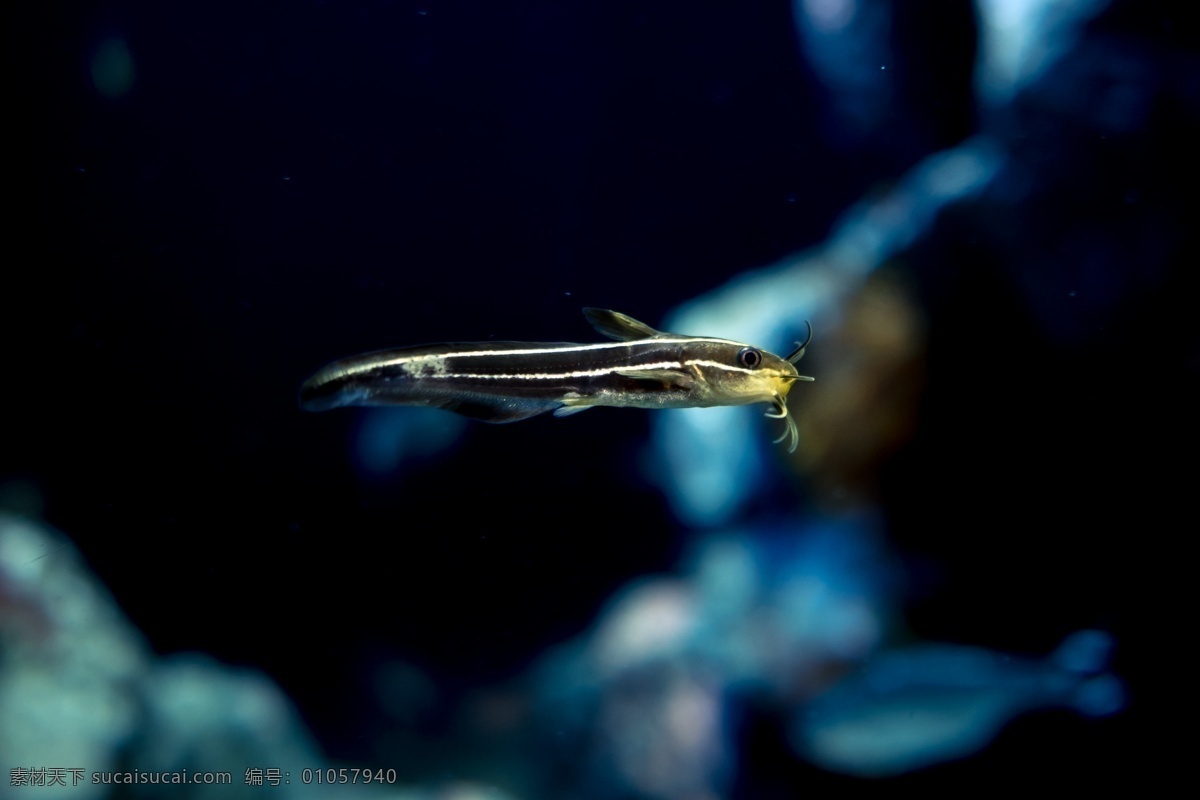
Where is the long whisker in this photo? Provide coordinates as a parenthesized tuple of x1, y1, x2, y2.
(765, 395, 800, 453)
(784, 321, 814, 365)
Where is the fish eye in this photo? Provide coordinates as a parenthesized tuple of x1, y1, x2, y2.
(738, 347, 763, 368)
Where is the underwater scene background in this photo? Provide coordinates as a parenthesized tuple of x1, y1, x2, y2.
(5, 1, 1193, 796)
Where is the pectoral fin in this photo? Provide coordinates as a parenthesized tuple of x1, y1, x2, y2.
(554, 392, 597, 417)
(582, 308, 664, 341)
(615, 367, 696, 390)
(553, 404, 593, 417)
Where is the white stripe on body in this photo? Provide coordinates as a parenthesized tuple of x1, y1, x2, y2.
(408, 359, 768, 382)
(333, 338, 747, 379)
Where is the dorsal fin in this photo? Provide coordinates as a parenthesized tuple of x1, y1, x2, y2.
(582, 308, 664, 341)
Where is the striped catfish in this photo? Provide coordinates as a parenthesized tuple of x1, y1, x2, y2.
(299, 308, 813, 451)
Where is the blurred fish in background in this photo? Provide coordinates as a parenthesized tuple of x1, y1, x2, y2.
(6, 0, 1190, 796)
(791, 629, 1124, 777)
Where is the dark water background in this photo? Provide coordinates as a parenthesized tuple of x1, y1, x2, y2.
(6, 0, 1193, 792)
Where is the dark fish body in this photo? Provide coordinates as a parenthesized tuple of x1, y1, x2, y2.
(300, 308, 813, 449)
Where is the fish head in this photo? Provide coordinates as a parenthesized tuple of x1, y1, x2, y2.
(688, 322, 814, 410)
(683, 325, 813, 452)
(690, 341, 805, 405)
